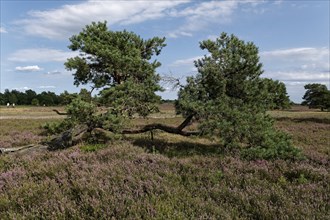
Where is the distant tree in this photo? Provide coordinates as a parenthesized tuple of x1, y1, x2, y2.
(302, 83, 330, 111)
(25, 89, 37, 105)
(161, 99, 175, 104)
(0, 93, 4, 105)
(0, 89, 67, 106)
(8, 90, 20, 104)
(261, 78, 291, 110)
(59, 90, 78, 105)
(8, 92, 18, 104)
(14, 90, 28, 105)
(79, 88, 92, 102)
(37, 91, 60, 106)
(3, 89, 10, 104)
(31, 98, 39, 106)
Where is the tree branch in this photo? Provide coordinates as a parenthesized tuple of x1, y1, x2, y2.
(0, 144, 47, 154)
(53, 109, 69, 115)
(121, 124, 200, 136)
(1, 115, 199, 155)
(177, 114, 194, 131)
(105, 114, 199, 136)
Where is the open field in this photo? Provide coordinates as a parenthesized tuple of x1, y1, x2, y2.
(0, 106, 66, 119)
(0, 105, 329, 219)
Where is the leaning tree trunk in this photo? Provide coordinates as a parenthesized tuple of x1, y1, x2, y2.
(1, 114, 200, 154)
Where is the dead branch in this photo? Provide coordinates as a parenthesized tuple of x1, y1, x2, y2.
(0, 144, 47, 154)
(53, 109, 69, 115)
(160, 74, 183, 91)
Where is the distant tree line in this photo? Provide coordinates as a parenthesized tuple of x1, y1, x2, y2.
(0, 88, 179, 106)
(0, 89, 92, 106)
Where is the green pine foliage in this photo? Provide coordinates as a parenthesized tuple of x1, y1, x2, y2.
(176, 33, 300, 159)
(46, 22, 299, 160)
(65, 21, 165, 118)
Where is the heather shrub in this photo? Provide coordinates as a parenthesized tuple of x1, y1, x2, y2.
(80, 144, 106, 152)
(0, 142, 329, 219)
(0, 131, 42, 148)
(1, 100, 329, 219)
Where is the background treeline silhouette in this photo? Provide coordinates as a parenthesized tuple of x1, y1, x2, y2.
(0, 89, 83, 106)
(0, 89, 175, 106)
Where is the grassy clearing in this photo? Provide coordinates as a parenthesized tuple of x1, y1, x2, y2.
(0, 106, 66, 120)
(0, 105, 329, 219)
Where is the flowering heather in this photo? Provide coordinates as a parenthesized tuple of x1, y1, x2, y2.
(0, 107, 329, 218)
(0, 131, 42, 148)
(0, 141, 329, 219)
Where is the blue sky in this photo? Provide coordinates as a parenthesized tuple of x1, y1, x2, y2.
(0, 0, 329, 102)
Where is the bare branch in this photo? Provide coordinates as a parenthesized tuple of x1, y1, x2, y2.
(53, 109, 69, 115)
(160, 73, 183, 91)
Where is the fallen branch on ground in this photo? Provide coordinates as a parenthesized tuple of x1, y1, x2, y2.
(0, 144, 47, 154)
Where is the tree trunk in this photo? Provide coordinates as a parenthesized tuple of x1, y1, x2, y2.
(1, 115, 199, 154)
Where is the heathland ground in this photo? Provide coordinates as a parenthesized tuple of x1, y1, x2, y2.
(0, 104, 329, 219)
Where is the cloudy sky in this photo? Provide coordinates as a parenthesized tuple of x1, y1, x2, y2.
(0, 0, 329, 102)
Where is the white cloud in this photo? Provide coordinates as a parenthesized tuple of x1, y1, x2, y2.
(273, 0, 283, 5)
(261, 47, 329, 62)
(44, 70, 61, 75)
(261, 47, 329, 83)
(14, 0, 266, 39)
(11, 86, 32, 91)
(16, 0, 189, 39)
(206, 35, 218, 41)
(263, 71, 329, 81)
(9, 48, 78, 62)
(171, 56, 203, 67)
(15, 65, 43, 72)
(284, 81, 307, 86)
(167, 1, 264, 38)
(170, 47, 329, 89)
(39, 85, 56, 89)
(0, 27, 8, 33)
(168, 31, 193, 38)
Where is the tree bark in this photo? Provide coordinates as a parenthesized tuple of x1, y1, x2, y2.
(120, 123, 199, 136)
(106, 114, 200, 136)
(47, 126, 88, 150)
